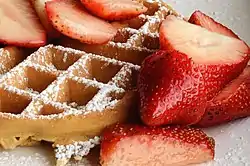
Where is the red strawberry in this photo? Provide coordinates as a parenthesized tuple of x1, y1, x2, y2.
(31, 0, 61, 39)
(189, 10, 239, 39)
(80, 0, 147, 21)
(197, 66, 250, 127)
(0, 0, 46, 47)
(138, 50, 207, 126)
(160, 15, 249, 100)
(45, 0, 117, 44)
(101, 124, 215, 166)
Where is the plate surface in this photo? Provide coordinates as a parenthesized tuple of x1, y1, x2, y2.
(0, 0, 250, 165)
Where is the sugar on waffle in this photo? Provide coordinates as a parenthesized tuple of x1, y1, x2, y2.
(0, 0, 179, 165)
(0, 45, 139, 165)
(57, 0, 179, 65)
(0, 47, 27, 76)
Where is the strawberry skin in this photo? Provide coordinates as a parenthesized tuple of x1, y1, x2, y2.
(0, 0, 46, 47)
(80, 0, 147, 21)
(189, 10, 239, 39)
(45, 0, 117, 44)
(197, 66, 250, 127)
(160, 15, 250, 100)
(31, 0, 61, 39)
(202, 58, 249, 100)
(101, 124, 215, 166)
(138, 50, 207, 126)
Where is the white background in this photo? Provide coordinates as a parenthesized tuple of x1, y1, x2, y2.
(0, 0, 249, 165)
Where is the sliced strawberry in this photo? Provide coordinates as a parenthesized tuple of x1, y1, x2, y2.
(101, 124, 215, 166)
(45, 0, 117, 44)
(160, 15, 249, 100)
(0, 0, 46, 47)
(80, 0, 147, 21)
(31, 0, 61, 39)
(189, 10, 239, 39)
(138, 50, 207, 126)
(197, 66, 250, 127)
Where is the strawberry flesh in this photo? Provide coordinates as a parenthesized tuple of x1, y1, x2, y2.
(46, 0, 117, 44)
(0, 0, 46, 47)
(189, 10, 239, 39)
(31, 0, 61, 39)
(160, 15, 249, 100)
(80, 0, 147, 21)
(101, 124, 215, 166)
(197, 66, 250, 127)
(138, 50, 207, 126)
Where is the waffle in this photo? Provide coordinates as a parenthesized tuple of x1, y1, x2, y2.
(57, 0, 179, 65)
(0, 45, 139, 165)
(0, 0, 179, 165)
(0, 47, 27, 76)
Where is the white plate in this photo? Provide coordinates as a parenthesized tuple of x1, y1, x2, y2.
(0, 0, 250, 165)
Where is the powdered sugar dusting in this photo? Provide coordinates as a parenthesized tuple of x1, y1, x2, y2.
(109, 65, 134, 90)
(0, 44, 138, 118)
(0, 47, 26, 77)
(0, 1, 167, 164)
(107, 0, 176, 50)
(85, 86, 124, 112)
(0, 0, 173, 165)
(0, 44, 139, 164)
(55, 137, 100, 160)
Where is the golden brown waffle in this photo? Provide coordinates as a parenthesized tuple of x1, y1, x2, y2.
(0, 45, 139, 165)
(0, 1, 179, 165)
(57, 0, 179, 65)
(0, 47, 27, 76)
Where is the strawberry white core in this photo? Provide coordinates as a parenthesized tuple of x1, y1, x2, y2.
(161, 16, 249, 64)
(103, 135, 213, 166)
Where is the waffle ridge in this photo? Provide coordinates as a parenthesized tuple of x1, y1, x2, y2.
(0, 45, 139, 164)
(0, 45, 139, 118)
(58, 0, 179, 65)
(0, 0, 179, 165)
(0, 47, 27, 77)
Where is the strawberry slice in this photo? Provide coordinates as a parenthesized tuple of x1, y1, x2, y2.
(138, 50, 207, 126)
(101, 124, 215, 166)
(80, 0, 147, 21)
(45, 0, 117, 44)
(160, 15, 249, 100)
(197, 66, 250, 127)
(30, 0, 61, 39)
(189, 10, 239, 39)
(0, 0, 46, 47)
